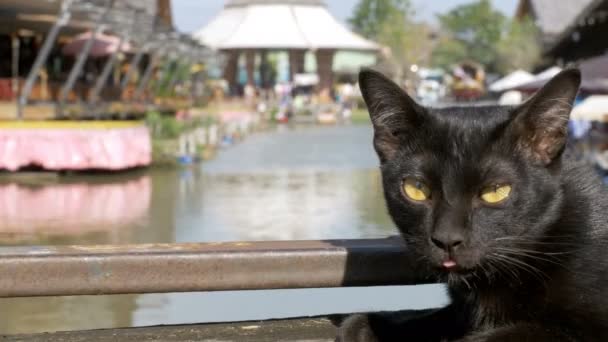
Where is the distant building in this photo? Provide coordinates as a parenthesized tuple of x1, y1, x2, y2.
(516, 0, 608, 63)
(193, 0, 379, 97)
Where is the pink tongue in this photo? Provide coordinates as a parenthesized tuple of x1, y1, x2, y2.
(443, 260, 457, 268)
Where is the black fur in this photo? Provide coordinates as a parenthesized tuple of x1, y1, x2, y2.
(337, 68, 608, 341)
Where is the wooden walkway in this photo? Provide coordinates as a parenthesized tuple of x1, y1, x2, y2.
(1, 318, 338, 342)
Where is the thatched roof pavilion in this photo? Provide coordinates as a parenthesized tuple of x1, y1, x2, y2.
(193, 0, 379, 96)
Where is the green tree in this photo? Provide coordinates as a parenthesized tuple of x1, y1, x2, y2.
(495, 18, 542, 74)
(378, 14, 434, 78)
(430, 35, 468, 70)
(348, 0, 413, 40)
(432, 0, 506, 72)
(350, 0, 433, 79)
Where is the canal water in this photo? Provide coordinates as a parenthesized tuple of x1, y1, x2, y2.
(0, 124, 447, 335)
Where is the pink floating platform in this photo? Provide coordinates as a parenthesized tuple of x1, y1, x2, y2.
(0, 122, 151, 171)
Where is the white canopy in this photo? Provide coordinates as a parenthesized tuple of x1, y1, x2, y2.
(514, 66, 563, 91)
(193, 0, 379, 51)
(571, 95, 608, 122)
(489, 70, 534, 92)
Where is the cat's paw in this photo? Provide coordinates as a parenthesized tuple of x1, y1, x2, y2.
(336, 314, 379, 342)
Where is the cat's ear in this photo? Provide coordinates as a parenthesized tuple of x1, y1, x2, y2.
(509, 68, 581, 165)
(359, 68, 425, 162)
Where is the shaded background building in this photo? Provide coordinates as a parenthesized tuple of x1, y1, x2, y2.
(516, 0, 608, 63)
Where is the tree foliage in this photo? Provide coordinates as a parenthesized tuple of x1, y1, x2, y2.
(379, 16, 434, 78)
(349, 0, 433, 78)
(351, 0, 542, 76)
(430, 0, 542, 74)
(495, 18, 542, 74)
(348, 0, 413, 40)
(432, 0, 506, 71)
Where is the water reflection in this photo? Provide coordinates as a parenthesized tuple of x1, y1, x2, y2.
(0, 125, 424, 335)
(0, 176, 150, 238)
(175, 170, 394, 242)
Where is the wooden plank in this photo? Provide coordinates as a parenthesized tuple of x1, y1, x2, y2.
(0, 318, 338, 342)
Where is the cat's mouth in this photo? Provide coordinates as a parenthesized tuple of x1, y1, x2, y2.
(436, 264, 478, 285)
(439, 261, 475, 275)
(434, 254, 480, 275)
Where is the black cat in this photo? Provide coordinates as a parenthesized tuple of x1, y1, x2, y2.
(337, 68, 608, 341)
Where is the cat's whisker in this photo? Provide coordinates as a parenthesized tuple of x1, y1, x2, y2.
(490, 253, 551, 287)
(493, 246, 567, 257)
(485, 256, 521, 284)
(415, 255, 429, 264)
(495, 234, 577, 240)
(489, 254, 542, 281)
(494, 248, 568, 267)
(477, 261, 492, 282)
(494, 236, 579, 244)
(461, 275, 473, 290)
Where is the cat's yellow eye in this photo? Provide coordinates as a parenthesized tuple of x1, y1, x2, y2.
(480, 184, 512, 204)
(403, 179, 431, 202)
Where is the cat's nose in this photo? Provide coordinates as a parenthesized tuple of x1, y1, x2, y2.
(430, 233, 464, 251)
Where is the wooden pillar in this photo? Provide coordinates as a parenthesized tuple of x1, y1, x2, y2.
(245, 50, 255, 86)
(222, 50, 239, 94)
(288, 49, 305, 81)
(260, 50, 270, 89)
(315, 49, 335, 101)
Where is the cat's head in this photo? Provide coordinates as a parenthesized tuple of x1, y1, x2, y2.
(359, 68, 581, 282)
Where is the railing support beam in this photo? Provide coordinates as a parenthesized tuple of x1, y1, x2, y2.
(0, 238, 425, 298)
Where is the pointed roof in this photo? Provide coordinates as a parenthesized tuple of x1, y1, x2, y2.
(193, 0, 379, 51)
(516, 0, 595, 44)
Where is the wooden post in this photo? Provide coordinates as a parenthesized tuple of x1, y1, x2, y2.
(11, 34, 19, 99)
(260, 50, 270, 89)
(315, 49, 335, 102)
(222, 50, 239, 94)
(245, 50, 255, 86)
(289, 49, 306, 81)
